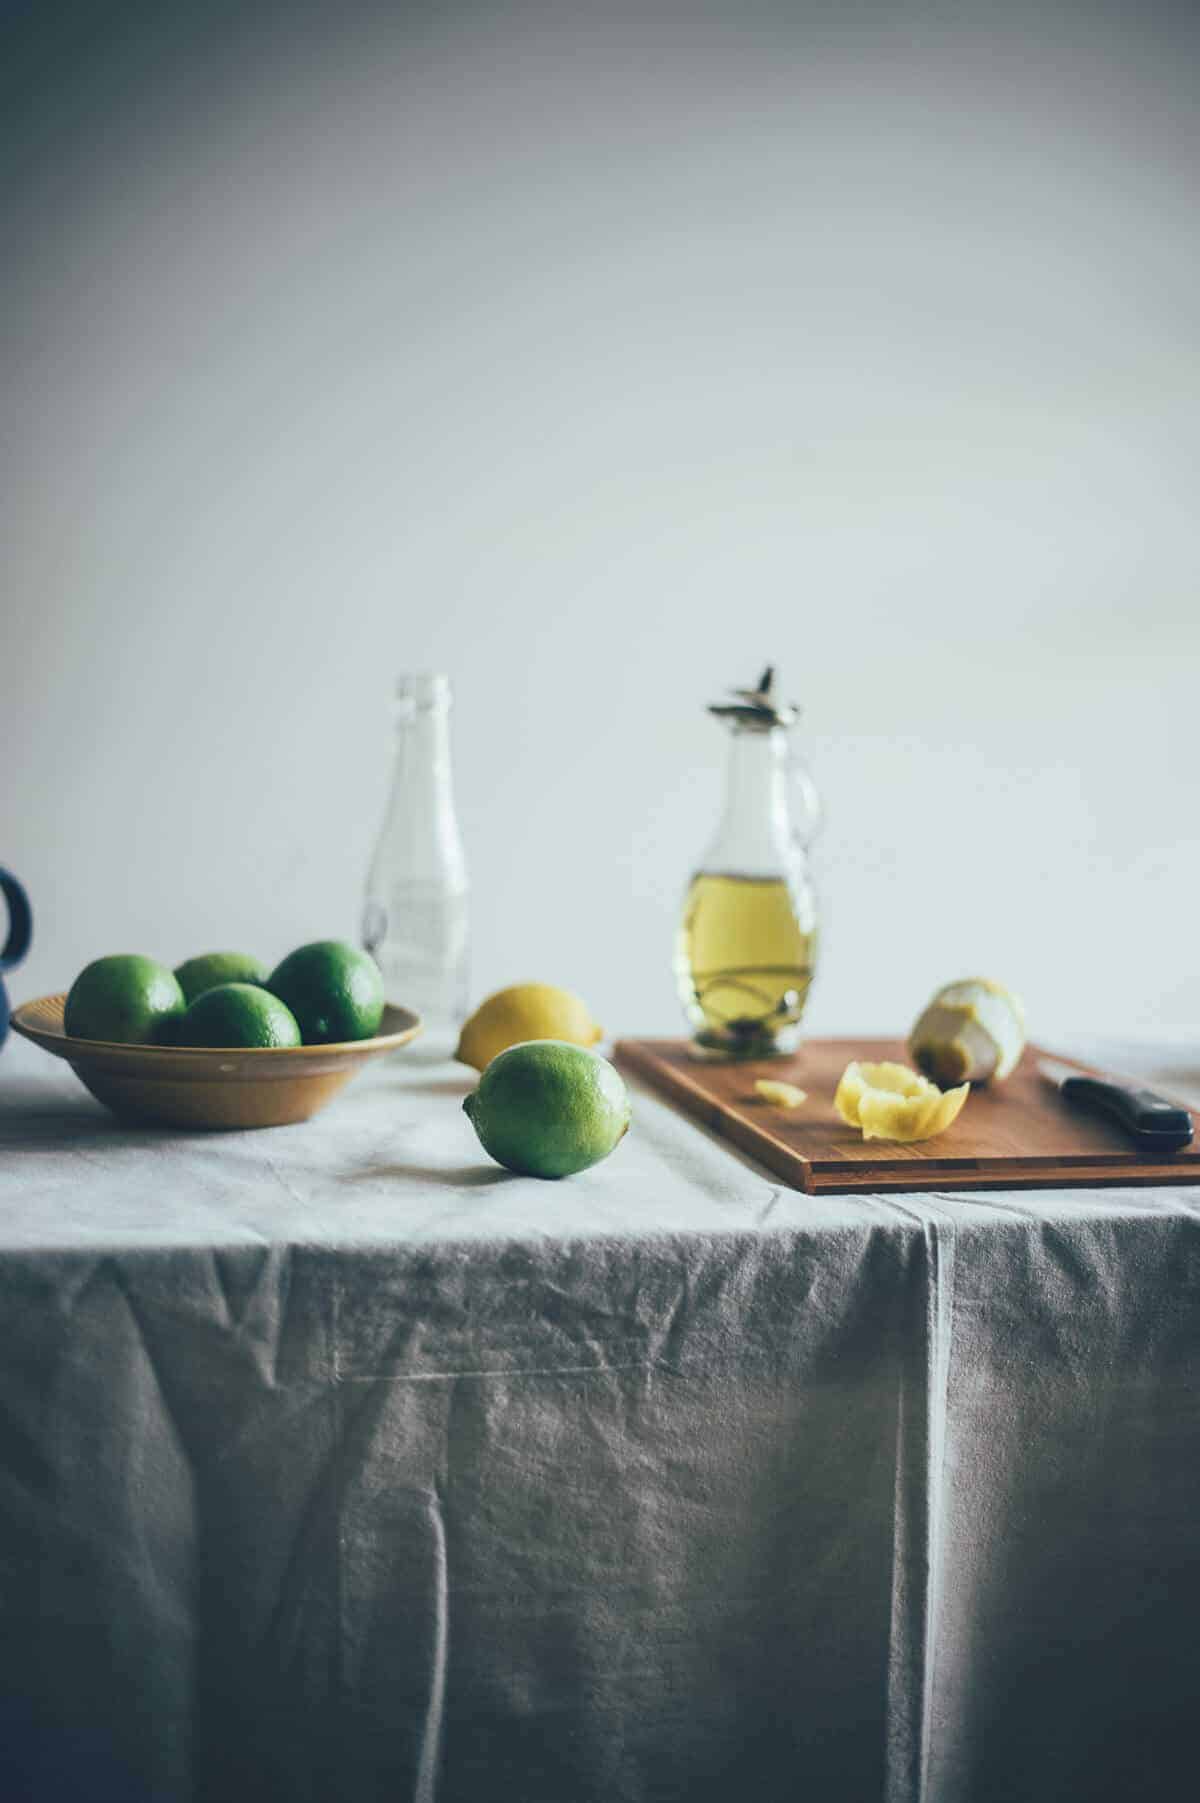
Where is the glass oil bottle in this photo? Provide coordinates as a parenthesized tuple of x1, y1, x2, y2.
(674, 667, 820, 1059)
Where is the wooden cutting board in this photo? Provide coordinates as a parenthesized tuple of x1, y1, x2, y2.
(613, 1037, 1200, 1194)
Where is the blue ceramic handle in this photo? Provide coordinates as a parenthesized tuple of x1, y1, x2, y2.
(0, 869, 33, 1050)
(1, 870, 32, 972)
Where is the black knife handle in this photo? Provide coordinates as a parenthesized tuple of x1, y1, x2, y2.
(1062, 1075, 1194, 1150)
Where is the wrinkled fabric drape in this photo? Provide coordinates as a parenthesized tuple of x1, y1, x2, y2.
(2, 1040, 1199, 1802)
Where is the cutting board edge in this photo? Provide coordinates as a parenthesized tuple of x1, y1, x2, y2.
(809, 1163, 1200, 1194)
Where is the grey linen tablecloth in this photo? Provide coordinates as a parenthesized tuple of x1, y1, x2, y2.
(1, 1034, 1199, 1803)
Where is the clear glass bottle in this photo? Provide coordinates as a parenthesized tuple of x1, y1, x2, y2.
(362, 673, 469, 1054)
(674, 667, 820, 1059)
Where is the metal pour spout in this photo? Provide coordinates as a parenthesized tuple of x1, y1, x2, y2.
(707, 665, 799, 730)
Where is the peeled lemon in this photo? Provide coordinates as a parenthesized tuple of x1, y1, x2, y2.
(456, 983, 603, 1071)
(909, 978, 1025, 1086)
(834, 1060, 969, 1143)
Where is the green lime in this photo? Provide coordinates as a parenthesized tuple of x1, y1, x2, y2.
(267, 940, 384, 1044)
(175, 982, 301, 1048)
(64, 955, 185, 1044)
(463, 1039, 631, 1178)
(175, 950, 268, 1005)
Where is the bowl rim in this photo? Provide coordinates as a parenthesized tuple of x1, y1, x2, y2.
(11, 992, 423, 1060)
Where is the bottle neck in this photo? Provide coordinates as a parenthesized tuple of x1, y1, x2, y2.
(378, 696, 467, 884)
(390, 698, 452, 792)
(706, 726, 794, 874)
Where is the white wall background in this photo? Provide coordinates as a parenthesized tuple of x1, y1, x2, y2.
(4, 0, 1199, 1046)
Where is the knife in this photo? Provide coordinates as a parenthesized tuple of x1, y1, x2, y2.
(1038, 1058, 1195, 1153)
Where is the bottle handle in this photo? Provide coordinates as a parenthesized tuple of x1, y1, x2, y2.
(789, 757, 823, 848)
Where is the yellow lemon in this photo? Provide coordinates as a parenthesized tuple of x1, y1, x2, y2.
(456, 983, 603, 1071)
(835, 1059, 968, 1143)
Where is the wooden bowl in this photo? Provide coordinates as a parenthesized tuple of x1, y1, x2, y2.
(10, 992, 422, 1129)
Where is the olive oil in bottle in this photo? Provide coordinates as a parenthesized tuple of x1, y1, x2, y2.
(674, 668, 820, 1059)
(677, 872, 817, 1052)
